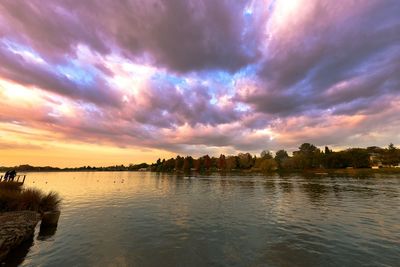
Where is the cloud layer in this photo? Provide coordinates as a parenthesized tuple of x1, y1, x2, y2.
(1, 0, 400, 158)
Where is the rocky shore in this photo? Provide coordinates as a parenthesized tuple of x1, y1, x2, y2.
(0, 211, 41, 261)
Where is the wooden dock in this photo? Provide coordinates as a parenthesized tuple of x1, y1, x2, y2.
(0, 175, 27, 185)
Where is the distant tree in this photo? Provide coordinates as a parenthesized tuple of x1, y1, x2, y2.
(259, 159, 278, 172)
(175, 156, 184, 171)
(366, 146, 384, 154)
(382, 143, 399, 166)
(323, 151, 348, 169)
(345, 148, 370, 168)
(324, 146, 332, 154)
(274, 149, 289, 169)
(210, 157, 218, 170)
(294, 143, 321, 169)
(299, 143, 318, 154)
(388, 143, 396, 151)
(203, 155, 211, 171)
(260, 150, 273, 159)
(183, 156, 194, 172)
(162, 158, 176, 171)
(238, 153, 254, 169)
(254, 158, 277, 172)
(194, 157, 205, 172)
(281, 157, 296, 170)
(218, 154, 227, 170)
(226, 156, 238, 170)
(128, 163, 149, 171)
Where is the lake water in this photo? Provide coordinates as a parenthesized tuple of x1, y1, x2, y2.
(4, 172, 400, 266)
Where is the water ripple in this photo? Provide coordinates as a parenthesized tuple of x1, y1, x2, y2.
(10, 171, 400, 267)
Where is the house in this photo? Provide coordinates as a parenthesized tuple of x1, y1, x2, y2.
(369, 153, 383, 168)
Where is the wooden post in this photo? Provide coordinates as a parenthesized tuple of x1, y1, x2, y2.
(23, 175, 26, 184)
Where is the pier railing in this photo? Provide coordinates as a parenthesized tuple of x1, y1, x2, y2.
(0, 175, 26, 184)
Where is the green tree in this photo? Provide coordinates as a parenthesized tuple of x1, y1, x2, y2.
(260, 150, 273, 159)
(383, 143, 399, 166)
(323, 151, 348, 168)
(345, 148, 370, 168)
(274, 149, 289, 169)
(294, 143, 321, 169)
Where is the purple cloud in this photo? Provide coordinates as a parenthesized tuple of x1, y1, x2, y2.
(0, 0, 399, 156)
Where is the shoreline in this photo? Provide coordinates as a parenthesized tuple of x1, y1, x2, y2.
(4, 167, 400, 175)
(0, 211, 41, 262)
(1, 168, 400, 176)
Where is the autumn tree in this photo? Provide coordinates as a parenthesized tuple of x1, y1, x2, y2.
(254, 157, 277, 172)
(226, 156, 238, 170)
(274, 149, 289, 169)
(203, 155, 211, 171)
(183, 156, 194, 172)
(175, 156, 184, 171)
(260, 150, 273, 159)
(238, 153, 254, 169)
(218, 154, 227, 170)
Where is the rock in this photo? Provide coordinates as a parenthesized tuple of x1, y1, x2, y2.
(41, 210, 61, 227)
(0, 211, 41, 262)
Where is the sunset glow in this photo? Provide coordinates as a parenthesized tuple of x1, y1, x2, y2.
(0, 1, 399, 167)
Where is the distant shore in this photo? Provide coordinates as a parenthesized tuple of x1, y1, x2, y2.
(2, 143, 400, 174)
(2, 166, 400, 174)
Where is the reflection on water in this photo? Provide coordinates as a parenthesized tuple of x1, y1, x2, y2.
(302, 183, 330, 202)
(5, 172, 400, 266)
(37, 224, 58, 241)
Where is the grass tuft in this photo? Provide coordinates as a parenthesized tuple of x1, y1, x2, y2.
(0, 184, 61, 212)
(40, 191, 61, 212)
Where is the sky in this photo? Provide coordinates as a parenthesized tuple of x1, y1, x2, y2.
(0, 0, 399, 167)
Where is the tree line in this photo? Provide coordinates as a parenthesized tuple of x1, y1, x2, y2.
(149, 143, 400, 172)
(0, 163, 150, 172)
(1, 143, 399, 173)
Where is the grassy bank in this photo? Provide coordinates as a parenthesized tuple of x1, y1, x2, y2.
(0, 182, 61, 213)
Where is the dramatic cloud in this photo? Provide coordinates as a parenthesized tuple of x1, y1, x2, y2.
(0, 0, 399, 165)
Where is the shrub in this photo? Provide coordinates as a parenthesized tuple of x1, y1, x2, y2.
(0, 190, 17, 211)
(18, 189, 44, 212)
(0, 184, 61, 212)
(40, 192, 61, 212)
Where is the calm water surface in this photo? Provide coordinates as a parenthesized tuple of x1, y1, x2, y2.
(5, 172, 400, 266)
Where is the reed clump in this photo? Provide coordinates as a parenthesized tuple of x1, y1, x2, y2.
(0, 183, 61, 213)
